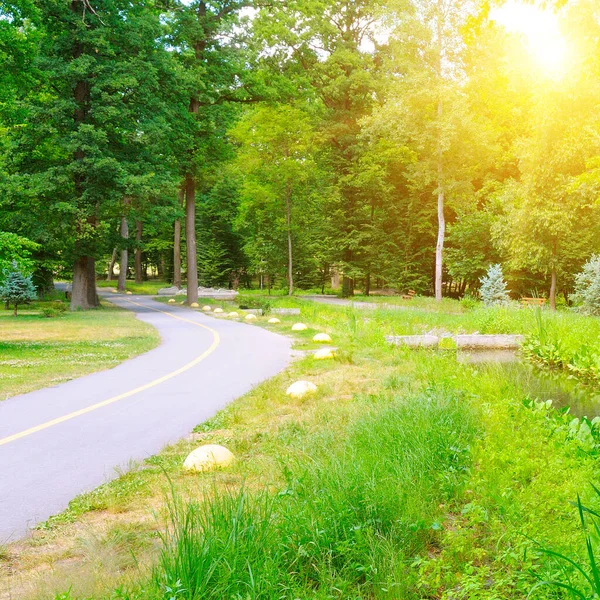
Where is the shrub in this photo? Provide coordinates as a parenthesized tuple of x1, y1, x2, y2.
(479, 264, 510, 307)
(572, 254, 600, 315)
(460, 293, 479, 311)
(41, 307, 59, 318)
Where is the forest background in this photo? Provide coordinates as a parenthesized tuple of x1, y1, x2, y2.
(1, 0, 599, 309)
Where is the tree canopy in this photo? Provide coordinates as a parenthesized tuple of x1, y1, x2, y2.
(1, 0, 599, 308)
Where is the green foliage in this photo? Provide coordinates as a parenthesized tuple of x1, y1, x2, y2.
(572, 254, 600, 315)
(0, 260, 36, 315)
(0, 232, 39, 281)
(479, 264, 510, 307)
(530, 485, 600, 600)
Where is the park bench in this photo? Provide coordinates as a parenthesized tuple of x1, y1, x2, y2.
(521, 297, 546, 306)
(401, 290, 416, 300)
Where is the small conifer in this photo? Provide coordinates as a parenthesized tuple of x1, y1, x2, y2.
(0, 261, 37, 316)
(479, 264, 510, 307)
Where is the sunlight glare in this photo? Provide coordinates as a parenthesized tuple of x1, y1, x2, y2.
(491, 1, 568, 77)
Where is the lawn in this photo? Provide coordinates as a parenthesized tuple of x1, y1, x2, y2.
(3, 298, 600, 599)
(96, 279, 170, 295)
(0, 299, 159, 400)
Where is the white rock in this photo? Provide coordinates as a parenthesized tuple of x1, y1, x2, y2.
(314, 348, 335, 360)
(214, 308, 224, 314)
(245, 314, 257, 321)
(168, 299, 176, 304)
(202, 305, 212, 312)
(228, 312, 239, 318)
(183, 444, 235, 473)
(268, 317, 281, 324)
(190, 302, 200, 308)
(292, 323, 308, 331)
(286, 381, 318, 399)
(313, 333, 332, 343)
(126, 291, 132, 295)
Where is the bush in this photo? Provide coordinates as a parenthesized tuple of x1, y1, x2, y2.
(237, 294, 271, 314)
(41, 307, 59, 318)
(572, 254, 600, 315)
(479, 264, 510, 307)
(460, 293, 479, 311)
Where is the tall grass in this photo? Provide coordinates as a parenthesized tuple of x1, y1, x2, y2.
(152, 388, 478, 599)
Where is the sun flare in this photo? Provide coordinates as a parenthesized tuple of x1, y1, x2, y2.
(491, 1, 569, 77)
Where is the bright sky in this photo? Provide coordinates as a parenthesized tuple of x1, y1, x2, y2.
(490, 0, 568, 77)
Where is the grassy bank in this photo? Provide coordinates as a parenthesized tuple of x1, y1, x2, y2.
(0, 298, 159, 400)
(2, 298, 599, 599)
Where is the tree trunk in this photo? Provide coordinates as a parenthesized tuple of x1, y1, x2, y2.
(69, 0, 96, 310)
(135, 220, 143, 284)
(71, 256, 98, 310)
(550, 267, 557, 311)
(434, 6, 445, 302)
(173, 186, 184, 288)
(435, 98, 445, 302)
(107, 248, 117, 280)
(118, 216, 129, 293)
(364, 273, 371, 296)
(185, 174, 198, 304)
(285, 183, 294, 296)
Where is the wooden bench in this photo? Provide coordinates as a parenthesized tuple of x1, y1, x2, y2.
(401, 290, 416, 300)
(521, 297, 546, 306)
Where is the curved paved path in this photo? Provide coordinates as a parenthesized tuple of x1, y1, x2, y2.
(0, 294, 291, 542)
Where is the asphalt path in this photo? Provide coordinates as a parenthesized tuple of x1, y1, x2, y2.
(0, 294, 291, 542)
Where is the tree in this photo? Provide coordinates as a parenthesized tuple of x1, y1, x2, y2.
(232, 105, 320, 295)
(572, 255, 600, 316)
(3, 0, 182, 309)
(479, 263, 509, 307)
(254, 0, 389, 296)
(0, 261, 36, 315)
(366, 0, 488, 299)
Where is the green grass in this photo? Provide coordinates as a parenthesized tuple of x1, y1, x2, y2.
(96, 279, 169, 295)
(0, 298, 159, 400)
(5, 299, 600, 599)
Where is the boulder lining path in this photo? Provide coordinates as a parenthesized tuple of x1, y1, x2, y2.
(0, 294, 291, 542)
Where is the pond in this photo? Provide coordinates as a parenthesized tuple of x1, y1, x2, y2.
(458, 350, 600, 418)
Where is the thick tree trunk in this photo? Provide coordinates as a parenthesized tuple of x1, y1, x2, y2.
(173, 187, 184, 288)
(107, 248, 117, 280)
(185, 174, 198, 304)
(285, 184, 293, 296)
(135, 220, 143, 284)
(118, 216, 129, 293)
(71, 256, 98, 310)
(69, 0, 96, 310)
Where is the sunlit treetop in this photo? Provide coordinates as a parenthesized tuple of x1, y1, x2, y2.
(490, 0, 570, 78)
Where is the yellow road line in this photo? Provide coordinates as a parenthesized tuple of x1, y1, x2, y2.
(0, 300, 220, 447)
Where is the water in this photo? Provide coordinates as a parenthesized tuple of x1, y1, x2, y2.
(459, 350, 600, 418)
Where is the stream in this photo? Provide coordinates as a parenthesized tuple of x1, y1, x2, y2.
(458, 350, 600, 418)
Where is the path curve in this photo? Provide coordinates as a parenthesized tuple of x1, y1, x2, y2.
(0, 294, 291, 541)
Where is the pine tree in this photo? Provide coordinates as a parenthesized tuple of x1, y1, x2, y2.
(479, 264, 510, 307)
(0, 262, 37, 316)
(573, 255, 600, 315)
